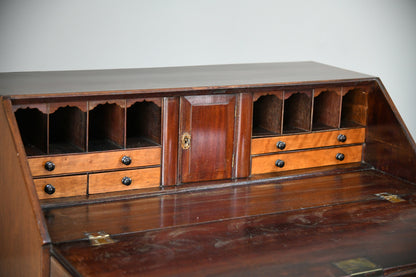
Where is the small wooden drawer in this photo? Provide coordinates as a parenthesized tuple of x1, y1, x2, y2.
(251, 145, 363, 175)
(28, 147, 161, 177)
(89, 167, 160, 194)
(34, 175, 87, 199)
(251, 128, 365, 154)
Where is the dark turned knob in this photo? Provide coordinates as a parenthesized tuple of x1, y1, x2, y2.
(121, 156, 132, 165)
(336, 153, 345, 161)
(44, 161, 55, 171)
(44, 184, 55, 195)
(121, 176, 132, 186)
(275, 159, 285, 168)
(337, 134, 347, 143)
(276, 141, 286, 150)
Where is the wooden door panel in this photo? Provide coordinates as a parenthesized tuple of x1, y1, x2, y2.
(180, 95, 236, 183)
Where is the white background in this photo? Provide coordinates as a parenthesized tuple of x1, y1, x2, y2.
(1, 0, 415, 138)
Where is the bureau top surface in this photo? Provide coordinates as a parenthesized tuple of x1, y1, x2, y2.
(0, 61, 373, 98)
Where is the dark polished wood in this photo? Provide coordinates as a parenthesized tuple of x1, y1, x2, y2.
(161, 97, 180, 186)
(88, 100, 125, 151)
(0, 62, 373, 98)
(44, 170, 414, 243)
(0, 62, 415, 276)
(312, 87, 341, 130)
(234, 93, 252, 178)
(50, 169, 416, 276)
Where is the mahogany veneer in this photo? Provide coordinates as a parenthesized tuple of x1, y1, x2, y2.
(0, 62, 415, 276)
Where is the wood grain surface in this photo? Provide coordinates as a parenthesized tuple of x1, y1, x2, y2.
(49, 169, 416, 276)
(179, 95, 236, 183)
(89, 167, 160, 194)
(251, 145, 363, 175)
(0, 62, 373, 98)
(251, 128, 365, 154)
(0, 98, 48, 276)
(34, 175, 87, 199)
(161, 97, 180, 186)
(28, 146, 161, 177)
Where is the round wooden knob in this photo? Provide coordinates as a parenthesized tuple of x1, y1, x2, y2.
(121, 156, 132, 165)
(336, 153, 345, 161)
(275, 159, 285, 168)
(44, 161, 55, 171)
(44, 184, 55, 195)
(121, 177, 132, 186)
(337, 134, 347, 142)
(276, 141, 286, 150)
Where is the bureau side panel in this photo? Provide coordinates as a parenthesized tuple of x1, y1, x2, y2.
(365, 80, 416, 183)
(0, 98, 48, 276)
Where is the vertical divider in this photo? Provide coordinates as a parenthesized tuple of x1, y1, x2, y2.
(123, 99, 127, 149)
(234, 92, 252, 179)
(161, 97, 179, 187)
(88, 100, 125, 151)
(310, 89, 315, 132)
(46, 104, 50, 155)
(86, 101, 89, 152)
(338, 87, 344, 128)
(280, 92, 285, 134)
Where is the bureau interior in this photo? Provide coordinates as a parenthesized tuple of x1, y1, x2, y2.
(9, 82, 394, 202)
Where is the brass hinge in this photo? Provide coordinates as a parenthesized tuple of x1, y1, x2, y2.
(375, 192, 405, 203)
(85, 231, 117, 246)
(333, 257, 383, 277)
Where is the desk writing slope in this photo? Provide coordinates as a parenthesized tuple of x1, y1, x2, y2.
(0, 62, 415, 276)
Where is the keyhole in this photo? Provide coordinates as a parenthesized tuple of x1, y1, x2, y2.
(181, 133, 191, 150)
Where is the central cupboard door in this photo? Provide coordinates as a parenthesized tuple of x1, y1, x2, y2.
(179, 95, 236, 183)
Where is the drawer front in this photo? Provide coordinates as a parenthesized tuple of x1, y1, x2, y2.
(251, 128, 365, 154)
(28, 147, 161, 177)
(34, 175, 87, 199)
(251, 145, 363, 175)
(89, 167, 160, 194)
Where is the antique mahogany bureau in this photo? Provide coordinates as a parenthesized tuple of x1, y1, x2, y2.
(1, 62, 416, 276)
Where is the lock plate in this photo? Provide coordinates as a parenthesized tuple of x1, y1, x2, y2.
(181, 132, 191, 150)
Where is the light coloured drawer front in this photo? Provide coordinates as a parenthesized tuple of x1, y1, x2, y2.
(251, 145, 363, 175)
(251, 128, 365, 154)
(34, 175, 87, 199)
(89, 167, 160, 194)
(28, 147, 161, 177)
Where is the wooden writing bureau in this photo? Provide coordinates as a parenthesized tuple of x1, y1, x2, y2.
(1, 62, 416, 276)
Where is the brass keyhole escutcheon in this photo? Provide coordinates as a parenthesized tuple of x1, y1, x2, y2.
(181, 132, 191, 150)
